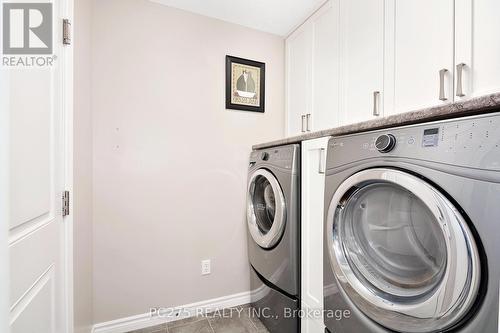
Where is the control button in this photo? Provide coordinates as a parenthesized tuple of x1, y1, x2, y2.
(375, 134, 396, 153)
(261, 152, 270, 161)
(407, 137, 415, 145)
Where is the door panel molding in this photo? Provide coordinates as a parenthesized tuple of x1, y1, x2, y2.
(6, 0, 74, 331)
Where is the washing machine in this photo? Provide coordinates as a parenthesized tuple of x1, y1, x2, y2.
(323, 112, 500, 333)
(247, 144, 300, 333)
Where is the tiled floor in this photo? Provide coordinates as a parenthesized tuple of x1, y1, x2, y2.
(127, 305, 270, 333)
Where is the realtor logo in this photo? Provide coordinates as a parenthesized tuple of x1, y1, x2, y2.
(2, 3, 53, 55)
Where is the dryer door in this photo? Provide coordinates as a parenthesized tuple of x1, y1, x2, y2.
(247, 169, 286, 249)
(326, 168, 481, 333)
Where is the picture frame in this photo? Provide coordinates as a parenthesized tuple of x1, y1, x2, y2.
(225, 55, 265, 113)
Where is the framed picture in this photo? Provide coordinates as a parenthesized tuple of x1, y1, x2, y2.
(226, 55, 265, 113)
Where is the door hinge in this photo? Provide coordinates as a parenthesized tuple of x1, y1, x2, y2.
(62, 191, 70, 217)
(63, 19, 72, 45)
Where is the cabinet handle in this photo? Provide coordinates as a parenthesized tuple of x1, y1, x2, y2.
(373, 91, 380, 116)
(306, 114, 311, 132)
(318, 148, 326, 174)
(301, 115, 306, 133)
(439, 69, 448, 101)
(456, 63, 466, 97)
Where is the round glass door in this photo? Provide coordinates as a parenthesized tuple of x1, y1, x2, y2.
(341, 182, 447, 298)
(247, 169, 286, 249)
(326, 168, 481, 333)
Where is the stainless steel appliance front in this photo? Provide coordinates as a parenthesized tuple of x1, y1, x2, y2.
(324, 112, 500, 333)
(247, 144, 300, 333)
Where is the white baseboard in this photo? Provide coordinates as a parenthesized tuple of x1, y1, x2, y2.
(91, 291, 251, 333)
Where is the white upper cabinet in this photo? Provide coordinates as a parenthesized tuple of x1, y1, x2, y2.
(286, 1, 340, 136)
(311, 1, 341, 131)
(341, 0, 385, 124)
(286, 26, 312, 135)
(286, 0, 500, 133)
(287, 24, 312, 135)
(455, 0, 500, 100)
(386, 0, 455, 115)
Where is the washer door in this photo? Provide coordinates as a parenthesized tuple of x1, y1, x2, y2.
(247, 169, 286, 249)
(326, 168, 481, 333)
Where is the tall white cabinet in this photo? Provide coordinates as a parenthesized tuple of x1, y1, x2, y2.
(301, 137, 330, 333)
(287, 25, 312, 135)
(286, 0, 500, 135)
(311, 4, 341, 131)
(386, 0, 455, 115)
(286, 2, 340, 135)
(341, 0, 385, 124)
(455, 0, 500, 100)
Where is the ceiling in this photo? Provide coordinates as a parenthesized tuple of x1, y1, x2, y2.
(149, 0, 326, 36)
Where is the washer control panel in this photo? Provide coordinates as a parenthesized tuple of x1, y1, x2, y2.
(327, 113, 500, 171)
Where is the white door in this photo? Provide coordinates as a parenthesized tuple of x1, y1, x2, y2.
(6, 1, 73, 332)
(0, 53, 10, 333)
(286, 24, 312, 136)
(340, 0, 384, 125)
(455, 0, 500, 100)
(301, 137, 330, 333)
(310, 1, 341, 131)
(386, 0, 455, 115)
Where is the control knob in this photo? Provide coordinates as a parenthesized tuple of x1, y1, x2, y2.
(375, 134, 396, 153)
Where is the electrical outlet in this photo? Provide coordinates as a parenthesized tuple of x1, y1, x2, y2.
(201, 260, 211, 275)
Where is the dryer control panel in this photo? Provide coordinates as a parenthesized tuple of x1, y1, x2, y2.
(327, 112, 500, 171)
(250, 144, 298, 171)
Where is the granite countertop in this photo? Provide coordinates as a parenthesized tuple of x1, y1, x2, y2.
(253, 92, 500, 150)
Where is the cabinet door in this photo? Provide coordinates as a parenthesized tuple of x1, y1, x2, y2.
(286, 25, 312, 136)
(301, 137, 330, 333)
(340, 0, 384, 125)
(311, 1, 341, 131)
(455, 0, 500, 99)
(386, 0, 455, 115)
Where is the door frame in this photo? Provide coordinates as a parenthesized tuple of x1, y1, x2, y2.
(60, 0, 75, 330)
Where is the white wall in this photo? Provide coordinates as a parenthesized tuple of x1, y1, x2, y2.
(74, 0, 94, 331)
(91, 0, 285, 323)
